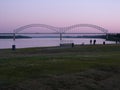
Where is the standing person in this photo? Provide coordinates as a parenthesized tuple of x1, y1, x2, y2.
(90, 40, 92, 45)
(93, 40, 96, 45)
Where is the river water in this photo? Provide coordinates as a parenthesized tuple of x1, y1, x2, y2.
(0, 38, 115, 49)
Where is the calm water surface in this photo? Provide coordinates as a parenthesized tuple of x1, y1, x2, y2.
(0, 38, 115, 49)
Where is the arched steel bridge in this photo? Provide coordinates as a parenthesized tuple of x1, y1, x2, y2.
(13, 24, 108, 41)
(14, 24, 108, 34)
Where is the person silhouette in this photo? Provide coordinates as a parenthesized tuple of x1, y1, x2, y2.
(90, 40, 92, 45)
(93, 40, 96, 45)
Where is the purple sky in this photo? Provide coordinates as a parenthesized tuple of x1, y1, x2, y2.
(0, 0, 120, 33)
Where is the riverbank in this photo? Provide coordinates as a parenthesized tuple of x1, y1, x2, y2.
(0, 45, 120, 90)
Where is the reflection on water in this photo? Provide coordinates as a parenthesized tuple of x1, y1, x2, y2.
(0, 38, 115, 49)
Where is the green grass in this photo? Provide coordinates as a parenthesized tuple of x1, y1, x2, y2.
(0, 44, 120, 87)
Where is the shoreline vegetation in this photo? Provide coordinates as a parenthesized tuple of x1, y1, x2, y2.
(0, 35, 106, 39)
(0, 34, 120, 41)
(0, 45, 120, 90)
(0, 35, 32, 39)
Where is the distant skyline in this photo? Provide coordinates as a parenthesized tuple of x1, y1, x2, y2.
(0, 0, 120, 33)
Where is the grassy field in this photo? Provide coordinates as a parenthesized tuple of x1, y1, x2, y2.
(0, 45, 120, 90)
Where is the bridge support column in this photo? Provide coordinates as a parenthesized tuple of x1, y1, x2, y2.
(13, 33, 15, 41)
(12, 33, 16, 50)
(106, 33, 108, 39)
(60, 33, 62, 41)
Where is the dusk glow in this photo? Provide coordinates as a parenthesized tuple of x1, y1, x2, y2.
(0, 0, 120, 33)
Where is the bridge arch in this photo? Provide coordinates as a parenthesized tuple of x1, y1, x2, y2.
(14, 24, 59, 33)
(64, 24, 108, 33)
(14, 24, 108, 34)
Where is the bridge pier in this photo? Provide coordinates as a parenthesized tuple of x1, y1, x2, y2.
(13, 33, 16, 41)
(12, 33, 16, 50)
(106, 33, 108, 39)
(60, 33, 62, 41)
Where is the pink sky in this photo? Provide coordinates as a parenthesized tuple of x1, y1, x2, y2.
(0, 0, 120, 33)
